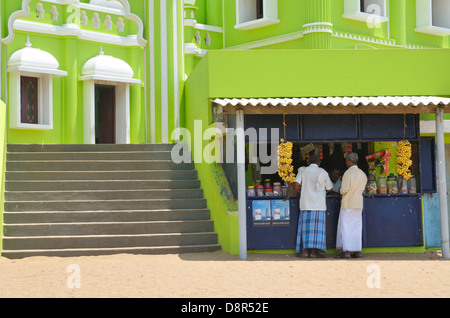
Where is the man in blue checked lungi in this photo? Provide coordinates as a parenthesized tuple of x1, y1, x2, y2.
(292, 154, 333, 258)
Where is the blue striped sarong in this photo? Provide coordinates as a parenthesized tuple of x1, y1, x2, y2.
(296, 210, 326, 253)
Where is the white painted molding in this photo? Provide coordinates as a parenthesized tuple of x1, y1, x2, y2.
(79, 49, 141, 84)
(416, 0, 450, 36)
(332, 31, 396, 46)
(83, 80, 131, 144)
(12, 20, 142, 47)
(184, 43, 207, 57)
(343, 11, 389, 24)
(222, 27, 436, 51)
(2, 0, 147, 47)
(235, 17, 280, 30)
(7, 38, 66, 130)
(160, 0, 169, 143)
(343, 0, 388, 25)
(303, 22, 333, 35)
(225, 30, 304, 50)
(415, 25, 450, 36)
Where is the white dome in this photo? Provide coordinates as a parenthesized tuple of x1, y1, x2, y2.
(8, 39, 60, 71)
(82, 50, 134, 79)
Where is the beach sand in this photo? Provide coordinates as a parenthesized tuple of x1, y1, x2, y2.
(0, 250, 449, 298)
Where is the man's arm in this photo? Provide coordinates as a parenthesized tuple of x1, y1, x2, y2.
(340, 172, 350, 196)
(292, 182, 300, 197)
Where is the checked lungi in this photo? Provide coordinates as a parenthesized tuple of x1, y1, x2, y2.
(296, 210, 326, 253)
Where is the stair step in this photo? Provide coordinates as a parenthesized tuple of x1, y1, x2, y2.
(6, 170, 198, 181)
(5, 198, 207, 211)
(1, 244, 222, 259)
(3, 232, 219, 250)
(4, 209, 211, 223)
(3, 143, 219, 258)
(5, 188, 204, 201)
(7, 144, 178, 152)
(6, 160, 194, 171)
(4, 220, 215, 236)
(7, 151, 177, 161)
(5, 179, 201, 191)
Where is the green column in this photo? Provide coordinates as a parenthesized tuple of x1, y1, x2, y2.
(389, 0, 406, 46)
(304, 0, 332, 49)
(63, 37, 78, 143)
(206, 0, 222, 27)
(130, 47, 143, 144)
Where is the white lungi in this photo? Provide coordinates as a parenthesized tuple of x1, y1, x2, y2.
(336, 208, 362, 252)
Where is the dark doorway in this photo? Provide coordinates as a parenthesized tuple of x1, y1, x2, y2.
(95, 85, 116, 144)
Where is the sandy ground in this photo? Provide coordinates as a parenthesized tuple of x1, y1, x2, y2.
(0, 250, 449, 299)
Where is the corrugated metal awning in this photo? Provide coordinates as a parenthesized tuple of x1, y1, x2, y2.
(212, 96, 450, 114)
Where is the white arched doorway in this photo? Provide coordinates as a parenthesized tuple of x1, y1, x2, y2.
(79, 48, 141, 144)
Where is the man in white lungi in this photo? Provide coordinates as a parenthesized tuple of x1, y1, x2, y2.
(336, 152, 367, 259)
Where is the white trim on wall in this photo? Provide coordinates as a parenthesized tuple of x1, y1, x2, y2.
(235, 0, 280, 30)
(11, 20, 143, 47)
(416, 0, 450, 36)
(149, 0, 156, 144)
(160, 0, 169, 143)
(2, 0, 147, 47)
(82, 80, 131, 144)
(173, 0, 180, 141)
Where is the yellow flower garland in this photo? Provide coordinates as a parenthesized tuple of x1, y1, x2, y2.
(397, 140, 412, 180)
(278, 139, 296, 183)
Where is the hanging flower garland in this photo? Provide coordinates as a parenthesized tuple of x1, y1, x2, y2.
(278, 139, 296, 183)
(397, 140, 412, 180)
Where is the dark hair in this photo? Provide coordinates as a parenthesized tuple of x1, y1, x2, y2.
(309, 154, 321, 164)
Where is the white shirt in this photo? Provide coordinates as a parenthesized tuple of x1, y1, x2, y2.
(294, 164, 333, 211)
(340, 165, 367, 209)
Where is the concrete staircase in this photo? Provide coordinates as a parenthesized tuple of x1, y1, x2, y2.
(2, 144, 220, 258)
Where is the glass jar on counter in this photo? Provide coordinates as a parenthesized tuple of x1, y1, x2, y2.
(365, 175, 377, 195)
(247, 186, 256, 197)
(264, 179, 272, 188)
(273, 182, 282, 196)
(377, 175, 387, 194)
(281, 185, 288, 196)
(265, 187, 273, 196)
(408, 175, 417, 193)
(398, 176, 408, 194)
(256, 185, 265, 197)
(387, 174, 398, 194)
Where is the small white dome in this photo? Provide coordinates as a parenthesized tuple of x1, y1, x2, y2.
(8, 38, 60, 71)
(82, 49, 134, 79)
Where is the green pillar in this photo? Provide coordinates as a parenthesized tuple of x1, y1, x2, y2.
(130, 47, 143, 144)
(389, 0, 406, 46)
(206, 0, 222, 27)
(63, 37, 78, 143)
(304, 0, 332, 49)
